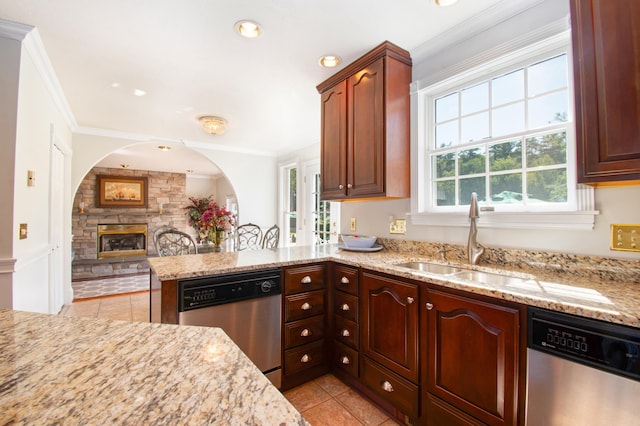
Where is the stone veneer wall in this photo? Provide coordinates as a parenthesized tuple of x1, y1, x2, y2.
(72, 167, 190, 280)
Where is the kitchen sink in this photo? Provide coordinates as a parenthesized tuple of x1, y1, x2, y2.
(394, 262, 462, 275)
(394, 261, 538, 288)
(450, 270, 537, 287)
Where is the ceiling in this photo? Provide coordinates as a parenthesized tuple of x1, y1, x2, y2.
(1, 0, 516, 177)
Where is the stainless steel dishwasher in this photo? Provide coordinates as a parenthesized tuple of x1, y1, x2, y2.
(527, 307, 640, 425)
(178, 269, 282, 388)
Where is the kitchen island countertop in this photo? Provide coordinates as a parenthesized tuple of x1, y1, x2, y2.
(148, 244, 640, 328)
(0, 309, 307, 425)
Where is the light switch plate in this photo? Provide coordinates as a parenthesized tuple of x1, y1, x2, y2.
(610, 224, 640, 252)
(350, 217, 356, 232)
(19, 223, 27, 239)
(390, 219, 406, 234)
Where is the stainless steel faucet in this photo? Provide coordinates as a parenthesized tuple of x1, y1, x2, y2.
(467, 192, 485, 265)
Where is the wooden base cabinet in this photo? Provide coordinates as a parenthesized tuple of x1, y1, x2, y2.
(422, 288, 523, 426)
(281, 263, 328, 390)
(361, 270, 419, 419)
(332, 264, 360, 379)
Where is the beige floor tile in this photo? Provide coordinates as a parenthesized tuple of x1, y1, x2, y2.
(313, 373, 351, 396)
(302, 398, 364, 426)
(283, 381, 332, 412)
(379, 419, 400, 425)
(336, 389, 390, 426)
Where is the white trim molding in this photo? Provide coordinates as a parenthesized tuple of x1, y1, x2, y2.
(0, 257, 17, 274)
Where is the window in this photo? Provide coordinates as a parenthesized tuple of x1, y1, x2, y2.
(430, 52, 570, 210)
(311, 173, 332, 244)
(282, 165, 297, 245)
(414, 33, 597, 229)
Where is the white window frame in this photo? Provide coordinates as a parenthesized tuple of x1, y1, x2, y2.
(410, 32, 598, 230)
(278, 161, 298, 247)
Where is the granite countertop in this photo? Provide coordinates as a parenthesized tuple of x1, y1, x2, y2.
(0, 309, 307, 425)
(148, 243, 640, 328)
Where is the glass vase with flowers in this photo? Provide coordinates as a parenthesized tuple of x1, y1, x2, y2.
(184, 196, 236, 251)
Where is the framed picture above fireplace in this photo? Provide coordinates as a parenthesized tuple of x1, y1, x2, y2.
(96, 175, 148, 208)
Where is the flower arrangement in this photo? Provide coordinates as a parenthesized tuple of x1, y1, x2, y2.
(184, 196, 235, 244)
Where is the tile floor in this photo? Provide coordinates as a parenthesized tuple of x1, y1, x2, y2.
(72, 274, 150, 300)
(59, 292, 398, 424)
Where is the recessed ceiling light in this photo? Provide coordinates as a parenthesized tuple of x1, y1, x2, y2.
(111, 82, 120, 88)
(234, 20, 262, 38)
(120, 163, 129, 168)
(319, 55, 342, 68)
(157, 145, 171, 151)
(133, 89, 146, 96)
(434, 0, 458, 6)
(186, 169, 194, 174)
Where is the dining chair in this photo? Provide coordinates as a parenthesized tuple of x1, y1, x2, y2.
(261, 224, 280, 249)
(155, 229, 198, 256)
(236, 223, 263, 251)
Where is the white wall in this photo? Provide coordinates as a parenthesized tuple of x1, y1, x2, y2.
(339, 0, 640, 260)
(0, 32, 21, 309)
(4, 26, 74, 312)
(186, 175, 218, 200)
(72, 134, 277, 231)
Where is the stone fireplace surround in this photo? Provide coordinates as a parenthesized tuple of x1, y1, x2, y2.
(72, 167, 190, 280)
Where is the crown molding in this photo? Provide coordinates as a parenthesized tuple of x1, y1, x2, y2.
(411, 0, 548, 64)
(0, 18, 32, 41)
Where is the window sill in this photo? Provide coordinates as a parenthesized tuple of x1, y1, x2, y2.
(409, 210, 599, 231)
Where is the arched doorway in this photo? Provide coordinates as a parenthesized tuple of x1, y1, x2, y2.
(69, 141, 237, 299)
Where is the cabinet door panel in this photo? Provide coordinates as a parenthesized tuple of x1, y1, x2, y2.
(362, 271, 418, 382)
(320, 81, 348, 199)
(348, 58, 385, 197)
(571, 0, 640, 182)
(426, 289, 519, 426)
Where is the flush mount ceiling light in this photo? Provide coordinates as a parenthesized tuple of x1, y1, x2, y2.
(434, 0, 458, 6)
(234, 20, 262, 38)
(199, 116, 228, 135)
(157, 145, 171, 151)
(319, 55, 342, 68)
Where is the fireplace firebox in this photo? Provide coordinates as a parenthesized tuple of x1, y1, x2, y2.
(97, 224, 147, 259)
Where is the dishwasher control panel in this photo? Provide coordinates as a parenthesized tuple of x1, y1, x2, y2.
(178, 269, 281, 311)
(528, 307, 640, 382)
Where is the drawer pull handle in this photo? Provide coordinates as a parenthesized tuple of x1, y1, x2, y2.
(425, 302, 434, 310)
(341, 329, 350, 337)
(347, 183, 353, 189)
(381, 381, 394, 393)
(301, 354, 311, 363)
(407, 296, 414, 304)
(301, 302, 312, 311)
(340, 276, 350, 284)
(301, 276, 312, 284)
(300, 328, 311, 337)
(339, 184, 344, 190)
(340, 356, 350, 365)
(340, 304, 350, 311)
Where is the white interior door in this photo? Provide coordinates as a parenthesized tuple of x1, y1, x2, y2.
(304, 161, 340, 245)
(49, 143, 65, 313)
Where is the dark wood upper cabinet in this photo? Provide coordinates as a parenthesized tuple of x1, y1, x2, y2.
(317, 41, 412, 200)
(571, 0, 640, 183)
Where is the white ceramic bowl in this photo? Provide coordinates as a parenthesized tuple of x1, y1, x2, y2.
(342, 234, 377, 249)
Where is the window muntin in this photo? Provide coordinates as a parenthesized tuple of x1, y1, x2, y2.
(428, 53, 570, 210)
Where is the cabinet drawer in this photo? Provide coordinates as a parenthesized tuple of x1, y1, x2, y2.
(285, 290, 325, 321)
(334, 341, 359, 378)
(284, 340, 326, 376)
(284, 315, 325, 349)
(284, 264, 325, 295)
(424, 393, 486, 426)
(334, 292, 358, 322)
(334, 315, 359, 349)
(361, 357, 419, 419)
(334, 265, 358, 295)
